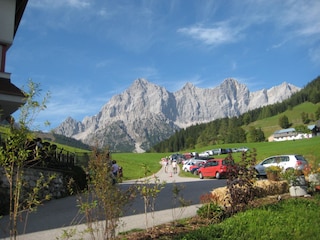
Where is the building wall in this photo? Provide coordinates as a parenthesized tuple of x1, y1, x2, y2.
(0, 0, 16, 45)
(273, 133, 312, 142)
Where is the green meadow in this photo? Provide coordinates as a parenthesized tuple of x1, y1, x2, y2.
(114, 136, 320, 180)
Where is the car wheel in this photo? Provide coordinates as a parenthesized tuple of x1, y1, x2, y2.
(199, 172, 204, 179)
(193, 170, 198, 175)
(184, 168, 188, 172)
(215, 172, 220, 179)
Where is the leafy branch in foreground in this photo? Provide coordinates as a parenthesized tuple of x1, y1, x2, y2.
(0, 80, 54, 240)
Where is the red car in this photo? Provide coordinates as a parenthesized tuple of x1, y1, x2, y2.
(198, 159, 235, 179)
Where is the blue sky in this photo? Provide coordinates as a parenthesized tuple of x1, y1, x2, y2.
(7, 0, 320, 131)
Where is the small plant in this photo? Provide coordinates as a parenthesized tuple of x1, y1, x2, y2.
(281, 169, 305, 186)
(197, 193, 225, 223)
(135, 164, 166, 231)
(171, 183, 192, 226)
(302, 155, 320, 176)
(265, 165, 282, 174)
(72, 148, 135, 240)
(197, 203, 225, 223)
(265, 165, 282, 181)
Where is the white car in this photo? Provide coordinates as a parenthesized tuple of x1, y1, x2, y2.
(254, 155, 308, 176)
(182, 159, 207, 172)
(198, 151, 210, 157)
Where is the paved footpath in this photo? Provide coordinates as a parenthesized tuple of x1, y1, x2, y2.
(0, 163, 204, 240)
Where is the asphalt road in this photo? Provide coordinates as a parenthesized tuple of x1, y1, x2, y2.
(121, 178, 227, 216)
(0, 164, 227, 239)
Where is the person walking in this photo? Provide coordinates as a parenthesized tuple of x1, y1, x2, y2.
(112, 160, 119, 177)
(172, 160, 178, 174)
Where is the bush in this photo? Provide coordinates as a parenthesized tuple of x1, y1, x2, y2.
(197, 203, 225, 223)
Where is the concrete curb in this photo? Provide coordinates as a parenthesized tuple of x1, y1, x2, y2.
(13, 204, 201, 240)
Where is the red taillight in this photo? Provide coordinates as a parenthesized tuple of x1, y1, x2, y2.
(296, 160, 303, 166)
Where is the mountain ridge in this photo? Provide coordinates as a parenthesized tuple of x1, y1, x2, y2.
(54, 78, 300, 152)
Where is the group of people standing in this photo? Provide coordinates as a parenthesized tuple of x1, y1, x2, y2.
(162, 157, 178, 174)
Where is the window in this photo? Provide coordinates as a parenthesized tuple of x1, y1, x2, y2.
(281, 156, 289, 162)
(263, 157, 275, 165)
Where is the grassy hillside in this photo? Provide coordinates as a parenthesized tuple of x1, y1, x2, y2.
(244, 102, 320, 138)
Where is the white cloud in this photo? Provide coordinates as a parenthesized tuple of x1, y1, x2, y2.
(29, 0, 91, 9)
(178, 22, 242, 46)
(30, 83, 109, 129)
(268, 0, 320, 40)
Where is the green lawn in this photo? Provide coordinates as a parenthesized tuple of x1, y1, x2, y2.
(173, 196, 320, 240)
(112, 137, 320, 180)
(111, 152, 164, 180)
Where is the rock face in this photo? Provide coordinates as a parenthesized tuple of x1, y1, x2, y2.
(54, 78, 300, 152)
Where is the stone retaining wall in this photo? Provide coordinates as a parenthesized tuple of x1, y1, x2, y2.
(0, 167, 69, 215)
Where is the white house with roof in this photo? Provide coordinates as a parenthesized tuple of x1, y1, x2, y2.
(269, 127, 313, 142)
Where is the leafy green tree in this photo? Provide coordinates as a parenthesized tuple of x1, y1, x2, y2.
(301, 112, 310, 124)
(243, 113, 251, 125)
(247, 127, 265, 142)
(295, 125, 309, 133)
(218, 118, 228, 144)
(0, 80, 51, 239)
(309, 89, 320, 104)
(315, 107, 320, 120)
(185, 136, 195, 149)
(278, 115, 290, 129)
(259, 106, 272, 119)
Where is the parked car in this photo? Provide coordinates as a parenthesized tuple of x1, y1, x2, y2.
(170, 153, 185, 164)
(254, 155, 309, 176)
(182, 159, 207, 172)
(231, 148, 238, 153)
(183, 152, 194, 159)
(199, 151, 211, 157)
(211, 149, 222, 155)
(190, 162, 206, 175)
(237, 147, 249, 152)
(198, 159, 236, 179)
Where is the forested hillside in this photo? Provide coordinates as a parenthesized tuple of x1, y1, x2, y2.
(150, 76, 320, 153)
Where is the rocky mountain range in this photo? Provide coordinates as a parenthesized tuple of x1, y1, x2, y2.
(53, 78, 300, 152)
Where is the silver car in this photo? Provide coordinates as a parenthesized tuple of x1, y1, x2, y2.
(255, 155, 308, 176)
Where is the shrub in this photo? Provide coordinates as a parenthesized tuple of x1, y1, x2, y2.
(197, 203, 225, 223)
(225, 149, 258, 214)
(197, 193, 226, 223)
